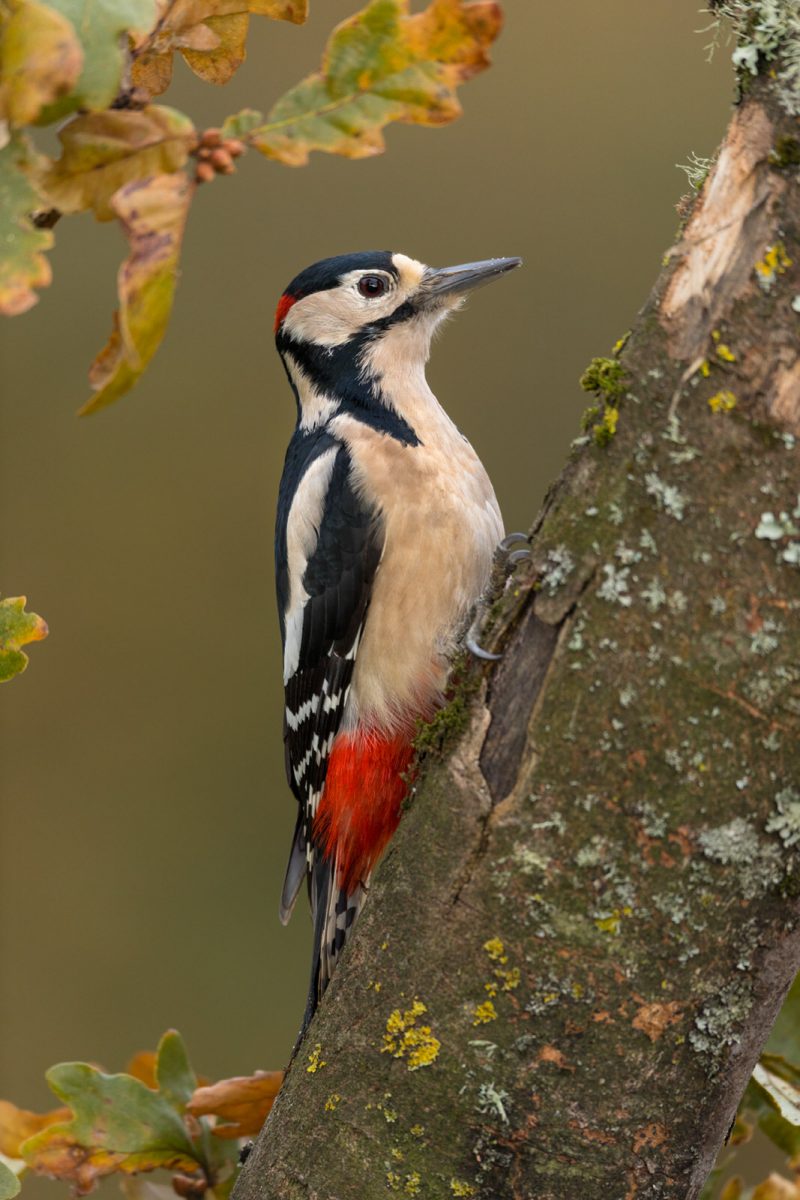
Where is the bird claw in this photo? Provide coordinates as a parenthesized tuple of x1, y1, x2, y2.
(499, 531, 529, 551)
(465, 635, 501, 662)
(465, 533, 531, 662)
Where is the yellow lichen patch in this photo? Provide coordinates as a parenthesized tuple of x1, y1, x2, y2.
(404, 1171, 422, 1195)
(391, 1148, 404, 1162)
(708, 390, 737, 413)
(483, 937, 508, 964)
(698, 358, 711, 378)
(450, 1180, 477, 1197)
(594, 906, 632, 935)
(306, 1044, 326, 1073)
(409, 1124, 425, 1138)
(387, 1171, 402, 1190)
(472, 999, 498, 1026)
(382, 999, 441, 1071)
(593, 404, 619, 446)
(494, 966, 521, 992)
(755, 241, 793, 289)
(367, 979, 382, 992)
(324, 1092, 341, 1112)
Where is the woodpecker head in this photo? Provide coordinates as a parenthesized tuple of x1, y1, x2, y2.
(274, 251, 521, 438)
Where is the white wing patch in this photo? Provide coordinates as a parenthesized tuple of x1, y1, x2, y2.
(283, 446, 339, 682)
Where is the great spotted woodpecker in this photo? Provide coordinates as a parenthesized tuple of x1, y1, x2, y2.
(273, 250, 521, 1030)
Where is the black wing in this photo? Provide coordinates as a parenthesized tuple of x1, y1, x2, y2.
(275, 432, 384, 924)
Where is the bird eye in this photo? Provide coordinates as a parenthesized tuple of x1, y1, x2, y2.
(357, 274, 387, 298)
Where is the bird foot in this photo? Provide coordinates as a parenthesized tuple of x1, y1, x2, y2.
(466, 531, 531, 661)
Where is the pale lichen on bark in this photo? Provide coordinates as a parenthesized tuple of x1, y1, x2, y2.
(234, 34, 800, 1200)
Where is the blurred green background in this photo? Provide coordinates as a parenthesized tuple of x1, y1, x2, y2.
(2, 0, 774, 1192)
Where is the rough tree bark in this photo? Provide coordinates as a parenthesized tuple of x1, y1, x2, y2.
(234, 21, 800, 1200)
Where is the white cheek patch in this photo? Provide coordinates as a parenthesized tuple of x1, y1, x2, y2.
(284, 352, 340, 430)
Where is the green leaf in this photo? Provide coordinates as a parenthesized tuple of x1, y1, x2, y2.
(220, 108, 263, 139)
(766, 973, 800, 1064)
(39, 106, 196, 221)
(81, 171, 194, 414)
(0, 0, 83, 127)
(38, 0, 157, 120)
(21, 1063, 199, 1193)
(0, 596, 48, 682)
(0, 134, 53, 315)
(0, 1161, 21, 1200)
(155, 1031, 197, 1115)
(249, 0, 503, 166)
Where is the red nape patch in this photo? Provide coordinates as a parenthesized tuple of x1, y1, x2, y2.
(274, 292, 296, 333)
(314, 733, 416, 892)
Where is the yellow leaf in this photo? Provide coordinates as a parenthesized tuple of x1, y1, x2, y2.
(186, 1071, 284, 1138)
(752, 1174, 800, 1200)
(180, 12, 249, 84)
(38, 106, 195, 221)
(0, 0, 83, 126)
(0, 133, 53, 315)
(250, 0, 502, 166)
(81, 172, 193, 414)
(130, 0, 306, 97)
(0, 1101, 68, 1158)
(0, 596, 48, 682)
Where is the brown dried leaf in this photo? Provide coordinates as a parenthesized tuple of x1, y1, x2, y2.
(186, 1071, 284, 1138)
(130, 0, 306, 97)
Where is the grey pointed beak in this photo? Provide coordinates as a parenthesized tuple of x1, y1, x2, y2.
(421, 256, 522, 301)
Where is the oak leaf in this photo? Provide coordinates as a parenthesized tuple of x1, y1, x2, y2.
(0, 1162, 20, 1200)
(0, 0, 83, 127)
(186, 1071, 284, 1137)
(20, 1063, 199, 1194)
(82, 172, 194, 414)
(246, 0, 502, 166)
(0, 1101, 68, 1158)
(0, 135, 53, 315)
(39, 0, 156, 119)
(130, 0, 307, 98)
(39, 107, 195, 221)
(0, 596, 48, 682)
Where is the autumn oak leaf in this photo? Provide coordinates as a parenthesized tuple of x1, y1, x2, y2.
(130, 0, 307, 98)
(35, 0, 156, 119)
(82, 172, 194, 414)
(39, 106, 196, 221)
(186, 1071, 284, 1138)
(0, 1100, 69, 1158)
(0, 0, 83, 127)
(0, 135, 54, 316)
(20, 1063, 200, 1194)
(0, 596, 48, 682)
(246, 0, 503, 166)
